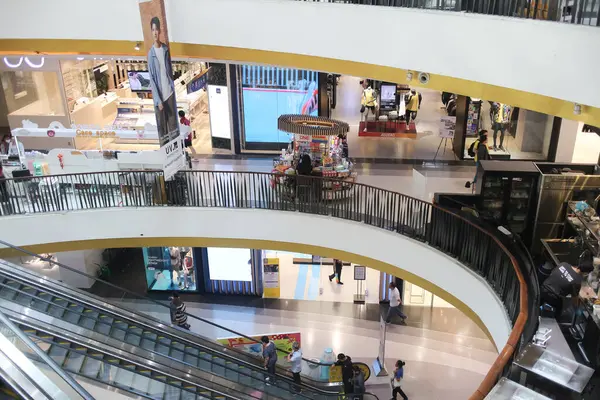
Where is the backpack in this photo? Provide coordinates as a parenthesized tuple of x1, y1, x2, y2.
(468, 139, 480, 157)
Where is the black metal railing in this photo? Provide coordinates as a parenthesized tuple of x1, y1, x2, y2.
(293, 0, 599, 27)
(0, 169, 528, 399)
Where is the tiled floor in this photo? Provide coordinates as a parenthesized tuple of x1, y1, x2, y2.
(119, 298, 497, 400)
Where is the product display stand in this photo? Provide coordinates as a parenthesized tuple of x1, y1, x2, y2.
(353, 265, 366, 304)
(434, 137, 457, 161)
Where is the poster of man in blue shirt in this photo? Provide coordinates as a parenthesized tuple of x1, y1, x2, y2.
(147, 16, 179, 146)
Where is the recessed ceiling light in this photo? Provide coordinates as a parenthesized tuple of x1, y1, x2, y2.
(76, 56, 84, 61)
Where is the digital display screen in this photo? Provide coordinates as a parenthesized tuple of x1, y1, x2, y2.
(207, 247, 252, 282)
(241, 65, 318, 144)
(128, 70, 152, 92)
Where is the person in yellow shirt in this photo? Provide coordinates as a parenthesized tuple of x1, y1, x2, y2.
(404, 89, 422, 128)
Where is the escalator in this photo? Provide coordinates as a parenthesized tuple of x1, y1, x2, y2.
(1, 309, 247, 400)
(0, 258, 351, 400)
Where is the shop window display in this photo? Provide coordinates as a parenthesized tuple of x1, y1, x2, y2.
(142, 247, 197, 291)
(463, 100, 554, 161)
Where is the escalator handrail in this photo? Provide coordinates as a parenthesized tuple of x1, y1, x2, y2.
(0, 239, 335, 369)
(0, 254, 342, 395)
(1, 308, 249, 400)
(0, 310, 95, 400)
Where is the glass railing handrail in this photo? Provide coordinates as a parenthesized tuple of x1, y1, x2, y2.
(0, 309, 94, 400)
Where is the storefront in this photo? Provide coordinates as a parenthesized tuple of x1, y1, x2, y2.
(0, 56, 234, 172)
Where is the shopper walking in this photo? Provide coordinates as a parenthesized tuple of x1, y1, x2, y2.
(335, 353, 354, 395)
(179, 110, 197, 157)
(465, 130, 490, 190)
(328, 259, 344, 285)
(386, 282, 407, 324)
(169, 293, 190, 330)
(391, 360, 408, 400)
(261, 335, 278, 384)
(287, 341, 302, 393)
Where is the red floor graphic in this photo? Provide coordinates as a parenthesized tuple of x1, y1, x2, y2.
(358, 120, 417, 138)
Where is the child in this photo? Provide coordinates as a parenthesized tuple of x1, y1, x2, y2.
(391, 360, 408, 400)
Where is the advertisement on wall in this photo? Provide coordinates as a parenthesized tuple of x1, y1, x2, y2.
(241, 65, 318, 147)
(139, 0, 185, 179)
(217, 332, 301, 360)
(143, 247, 197, 291)
(263, 258, 280, 298)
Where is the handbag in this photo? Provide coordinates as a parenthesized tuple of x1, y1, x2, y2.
(392, 378, 403, 388)
(360, 105, 365, 113)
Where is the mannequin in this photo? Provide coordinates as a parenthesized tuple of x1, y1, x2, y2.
(490, 102, 512, 151)
(360, 80, 377, 131)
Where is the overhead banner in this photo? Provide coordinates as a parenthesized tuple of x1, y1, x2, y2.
(263, 258, 280, 298)
(217, 332, 301, 359)
(139, 0, 185, 180)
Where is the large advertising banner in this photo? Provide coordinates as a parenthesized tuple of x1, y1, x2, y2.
(139, 0, 185, 179)
(217, 332, 301, 360)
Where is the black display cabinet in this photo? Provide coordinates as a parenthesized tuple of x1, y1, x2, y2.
(476, 161, 541, 246)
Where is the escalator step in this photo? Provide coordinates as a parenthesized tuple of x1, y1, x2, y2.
(171, 341, 185, 351)
(94, 320, 111, 335)
(197, 359, 211, 372)
(47, 345, 68, 365)
(80, 358, 102, 377)
(184, 347, 199, 356)
(30, 297, 51, 312)
(142, 331, 158, 341)
(63, 311, 82, 324)
(128, 326, 143, 335)
(140, 338, 158, 351)
(155, 343, 170, 356)
(180, 391, 196, 400)
(110, 327, 127, 342)
(48, 304, 67, 318)
(125, 333, 142, 346)
(183, 354, 199, 367)
(79, 315, 97, 330)
(63, 352, 86, 373)
(169, 348, 184, 361)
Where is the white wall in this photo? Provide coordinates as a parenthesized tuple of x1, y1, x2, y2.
(0, 0, 143, 41)
(56, 249, 103, 288)
(0, 207, 511, 350)
(0, 0, 599, 108)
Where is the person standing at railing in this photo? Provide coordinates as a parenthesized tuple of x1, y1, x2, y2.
(386, 281, 407, 324)
(261, 335, 278, 384)
(286, 341, 302, 393)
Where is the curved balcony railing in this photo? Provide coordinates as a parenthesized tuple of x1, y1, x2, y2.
(0, 169, 531, 399)
(294, 0, 599, 27)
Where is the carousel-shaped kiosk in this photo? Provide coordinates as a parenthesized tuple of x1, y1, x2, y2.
(272, 115, 356, 200)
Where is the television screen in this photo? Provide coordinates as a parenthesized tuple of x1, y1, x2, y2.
(207, 247, 253, 282)
(128, 70, 152, 92)
(241, 65, 319, 144)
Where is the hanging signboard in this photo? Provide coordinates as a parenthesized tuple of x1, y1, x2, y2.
(139, 0, 185, 180)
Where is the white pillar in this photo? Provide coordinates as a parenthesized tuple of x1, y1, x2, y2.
(554, 119, 582, 162)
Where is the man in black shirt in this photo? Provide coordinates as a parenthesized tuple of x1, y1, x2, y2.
(540, 261, 593, 319)
(335, 353, 354, 395)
